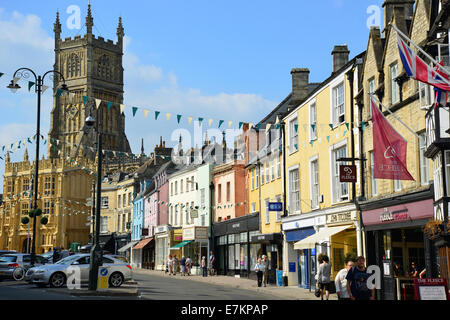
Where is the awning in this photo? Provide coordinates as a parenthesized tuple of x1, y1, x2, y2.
(170, 240, 193, 250)
(294, 225, 352, 250)
(132, 237, 154, 250)
(118, 241, 138, 253)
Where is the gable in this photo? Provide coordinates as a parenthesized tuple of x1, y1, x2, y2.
(409, 0, 431, 46)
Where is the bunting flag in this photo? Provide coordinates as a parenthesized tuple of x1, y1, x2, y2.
(166, 113, 172, 121)
(69, 92, 75, 102)
(13, 76, 19, 85)
(83, 96, 89, 106)
(188, 117, 193, 125)
(28, 82, 35, 92)
(294, 124, 298, 133)
(95, 99, 102, 109)
(208, 119, 213, 126)
(0, 72, 3, 78)
(41, 85, 49, 93)
(329, 123, 334, 130)
(143, 109, 149, 118)
(56, 89, 63, 97)
(239, 122, 244, 129)
(107, 101, 113, 111)
(198, 117, 204, 125)
(120, 104, 125, 114)
(218, 120, 224, 128)
(155, 111, 161, 120)
(177, 115, 182, 124)
(132, 107, 138, 117)
(266, 123, 271, 132)
(326, 136, 330, 142)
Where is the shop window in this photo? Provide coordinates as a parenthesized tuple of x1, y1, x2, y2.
(333, 247, 344, 273)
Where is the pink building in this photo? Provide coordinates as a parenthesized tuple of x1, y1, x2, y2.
(213, 161, 246, 222)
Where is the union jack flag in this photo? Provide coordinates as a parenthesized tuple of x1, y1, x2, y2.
(397, 34, 450, 92)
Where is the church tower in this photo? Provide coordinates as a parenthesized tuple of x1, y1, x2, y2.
(48, 5, 131, 159)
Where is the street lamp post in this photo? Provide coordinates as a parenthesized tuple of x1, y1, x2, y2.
(85, 112, 104, 291)
(7, 68, 68, 266)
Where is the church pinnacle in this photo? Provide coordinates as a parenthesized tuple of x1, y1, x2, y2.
(86, 3, 94, 34)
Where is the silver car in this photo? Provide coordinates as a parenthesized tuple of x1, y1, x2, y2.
(0, 254, 48, 280)
(26, 254, 133, 288)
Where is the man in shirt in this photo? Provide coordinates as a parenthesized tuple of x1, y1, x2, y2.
(335, 259, 354, 300)
(209, 251, 216, 276)
(346, 256, 376, 300)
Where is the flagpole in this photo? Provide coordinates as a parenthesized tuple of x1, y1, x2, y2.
(391, 23, 450, 83)
(370, 94, 420, 139)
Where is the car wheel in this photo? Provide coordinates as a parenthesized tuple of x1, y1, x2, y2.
(49, 272, 66, 288)
(109, 272, 124, 288)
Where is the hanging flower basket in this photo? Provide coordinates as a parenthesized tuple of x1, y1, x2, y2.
(424, 219, 444, 240)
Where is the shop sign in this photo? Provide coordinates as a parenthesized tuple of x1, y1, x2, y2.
(155, 225, 167, 234)
(183, 227, 195, 241)
(326, 212, 354, 225)
(339, 165, 357, 183)
(231, 222, 241, 229)
(379, 208, 409, 223)
(190, 209, 199, 219)
(268, 202, 283, 212)
(414, 278, 449, 300)
(195, 227, 208, 239)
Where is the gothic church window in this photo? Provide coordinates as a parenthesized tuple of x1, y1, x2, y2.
(97, 55, 112, 79)
(67, 53, 81, 78)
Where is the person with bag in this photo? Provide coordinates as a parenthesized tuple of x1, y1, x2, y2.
(317, 254, 332, 300)
(254, 257, 265, 287)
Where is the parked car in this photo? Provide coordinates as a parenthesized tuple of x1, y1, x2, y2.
(0, 250, 17, 257)
(25, 253, 132, 288)
(0, 254, 48, 280)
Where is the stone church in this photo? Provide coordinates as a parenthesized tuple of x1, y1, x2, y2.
(0, 6, 148, 253)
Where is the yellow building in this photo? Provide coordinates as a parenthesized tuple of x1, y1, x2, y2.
(281, 49, 364, 288)
(0, 151, 94, 253)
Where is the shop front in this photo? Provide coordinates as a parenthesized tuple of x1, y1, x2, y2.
(179, 226, 209, 275)
(154, 225, 182, 270)
(132, 237, 154, 269)
(212, 212, 260, 279)
(250, 233, 283, 285)
(361, 197, 435, 300)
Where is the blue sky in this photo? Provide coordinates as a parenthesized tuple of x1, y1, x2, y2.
(0, 0, 384, 192)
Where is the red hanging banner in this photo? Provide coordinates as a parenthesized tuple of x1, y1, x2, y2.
(371, 97, 415, 181)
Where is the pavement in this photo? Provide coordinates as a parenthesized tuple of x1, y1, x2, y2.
(133, 268, 338, 300)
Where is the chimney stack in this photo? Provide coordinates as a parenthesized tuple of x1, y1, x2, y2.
(290, 68, 310, 105)
(332, 45, 350, 74)
(382, 0, 415, 37)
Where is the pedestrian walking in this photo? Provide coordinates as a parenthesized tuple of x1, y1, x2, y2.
(52, 247, 61, 264)
(262, 255, 269, 287)
(317, 254, 332, 300)
(172, 254, 179, 275)
(167, 255, 173, 275)
(335, 259, 354, 300)
(60, 247, 70, 259)
(346, 256, 376, 300)
(209, 251, 216, 276)
(202, 256, 208, 277)
(180, 256, 187, 276)
(186, 256, 192, 276)
(254, 257, 265, 287)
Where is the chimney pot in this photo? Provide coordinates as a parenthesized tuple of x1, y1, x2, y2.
(332, 45, 350, 74)
(290, 68, 310, 105)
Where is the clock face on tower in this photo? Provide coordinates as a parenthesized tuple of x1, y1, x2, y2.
(67, 105, 78, 119)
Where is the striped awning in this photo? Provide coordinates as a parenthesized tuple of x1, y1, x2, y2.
(170, 240, 193, 250)
(132, 237, 154, 250)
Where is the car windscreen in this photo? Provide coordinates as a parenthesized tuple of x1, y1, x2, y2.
(55, 255, 80, 265)
(0, 256, 17, 262)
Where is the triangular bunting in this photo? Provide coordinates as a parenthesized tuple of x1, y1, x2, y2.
(155, 111, 161, 120)
(95, 99, 102, 109)
(28, 82, 35, 92)
(177, 114, 182, 123)
(120, 104, 125, 114)
(107, 101, 113, 111)
(218, 120, 224, 128)
(83, 96, 89, 106)
(166, 113, 172, 121)
(188, 117, 193, 125)
(132, 107, 138, 117)
(143, 109, 149, 118)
